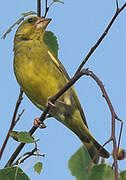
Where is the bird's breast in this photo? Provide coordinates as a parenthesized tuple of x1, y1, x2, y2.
(13, 42, 69, 110)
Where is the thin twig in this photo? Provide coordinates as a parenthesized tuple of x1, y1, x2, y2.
(0, 89, 23, 160)
(37, 0, 41, 17)
(87, 137, 113, 170)
(112, 117, 123, 169)
(116, 118, 123, 153)
(83, 69, 119, 179)
(5, 126, 37, 167)
(75, 2, 126, 75)
(116, 0, 119, 10)
(15, 109, 25, 124)
(14, 147, 38, 166)
(45, 0, 48, 12)
(43, 0, 49, 18)
(43, 1, 55, 18)
(13, 142, 45, 166)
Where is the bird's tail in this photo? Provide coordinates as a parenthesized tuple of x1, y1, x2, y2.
(82, 136, 109, 163)
(65, 118, 110, 163)
(65, 112, 110, 163)
(51, 100, 110, 163)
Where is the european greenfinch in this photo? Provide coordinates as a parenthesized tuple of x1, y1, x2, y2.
(13, 16, 109, 162)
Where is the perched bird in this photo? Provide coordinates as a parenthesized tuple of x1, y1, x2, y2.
(13, 16, 109, 162)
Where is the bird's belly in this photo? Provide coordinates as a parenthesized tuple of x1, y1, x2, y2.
(14, 52, 67, 110)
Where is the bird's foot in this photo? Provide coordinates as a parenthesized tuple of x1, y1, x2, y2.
(47, 98, 56, 108)
(34, 117, 46, 129)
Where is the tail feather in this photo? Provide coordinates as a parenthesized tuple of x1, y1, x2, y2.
(83, 139, 109, 163)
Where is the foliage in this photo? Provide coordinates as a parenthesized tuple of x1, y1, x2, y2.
(69, 146, 126, 180)
(43, 31, 59, 57)
(10, 131, 39, 143)
(34, 162, 43, 175)
(0, 167, 30, 180)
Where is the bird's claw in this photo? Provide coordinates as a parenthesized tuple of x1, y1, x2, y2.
(47, 98, 56, 108)
(34, 117, 46, 129)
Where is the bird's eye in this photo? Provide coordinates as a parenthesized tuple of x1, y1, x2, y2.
(27, 18, 34, 23)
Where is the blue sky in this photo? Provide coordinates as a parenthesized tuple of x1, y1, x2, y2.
(0, 0, 126, 179)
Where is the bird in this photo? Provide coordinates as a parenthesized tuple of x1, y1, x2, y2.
(13, 16, 109, 162)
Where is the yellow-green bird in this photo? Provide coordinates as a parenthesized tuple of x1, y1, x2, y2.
(13, 16, 109, 162)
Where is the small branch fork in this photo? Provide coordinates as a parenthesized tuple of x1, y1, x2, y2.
(13, 143, 45, 166)
(43, 0, 48, 17)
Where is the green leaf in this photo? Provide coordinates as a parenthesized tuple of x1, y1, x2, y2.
(34, 162, 43, 175)
(43, 31, 59, 58)
(88, 164, 125, 180)
(2, 11, 36, 39)
(10, 131, 39, 143)
(88, 164, 115, 180)
(69, 148, 125, 180)
(53, 0, 64, 4)
(68, 146, 91, 180)
(0, 166, 30, 180)
(120, 171, 126, 180)
(21, 11, 36, 17)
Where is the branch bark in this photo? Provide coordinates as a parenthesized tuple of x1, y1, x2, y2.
(0, 89, 23, 160)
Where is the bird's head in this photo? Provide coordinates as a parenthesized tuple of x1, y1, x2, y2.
(14, 16, 51, 42)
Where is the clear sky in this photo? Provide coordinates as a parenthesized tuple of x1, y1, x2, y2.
(0, 0, 126, 180)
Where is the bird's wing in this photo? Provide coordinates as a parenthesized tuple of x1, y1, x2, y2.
(47, 49, 88, 128)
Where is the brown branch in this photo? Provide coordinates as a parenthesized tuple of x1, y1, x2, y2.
(83, 69, 118, 179)
(13, 142, 45, 166)
(45, 0, 48, 12)
(0, 89, 23, 160)
(5, 126, 37, 167)
(15, 109, 25, 124)
(43, 0, 57, 18)
(43, 0, 49, 18)
(16, 151, 45, 165)
(116, 0, 119, 10)
(37, 0, 41, 17)
(116, 118, 123, 154)
(75, 2, 126, 75)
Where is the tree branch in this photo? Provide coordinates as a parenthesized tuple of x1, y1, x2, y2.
(116, 0, 119, 10)
(75, 2, 126, 75)
(0, 89, 23, 160)
(37, 0, 41, 17)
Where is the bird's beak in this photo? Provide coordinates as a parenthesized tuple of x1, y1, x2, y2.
(35, 17, 52, 30)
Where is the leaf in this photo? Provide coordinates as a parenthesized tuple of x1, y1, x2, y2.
(88, 164, 115, 180)
(53, 0, 64, 4)
(43, 31, 59, 58)
(68, 146, 91, 180)
(34, 162, 43, 175)
(2, 11, 36, 39)
(0, 166, 30, 180)
(120, 171, 126, 180)
(69, 148, 125, 180)
(88, 164, 126, 180)
(10, 131, 39, 143)
(21, 11, 36, 17)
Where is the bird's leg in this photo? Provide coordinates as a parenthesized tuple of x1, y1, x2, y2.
(34, 98, 54, 129)
(47, 97, 56, 108)
(34, 117, 47, 128)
